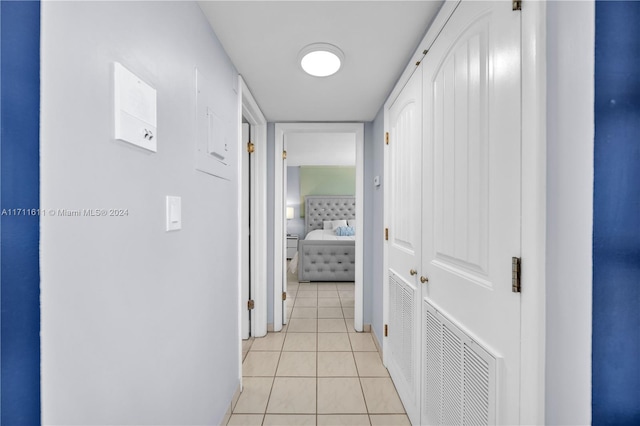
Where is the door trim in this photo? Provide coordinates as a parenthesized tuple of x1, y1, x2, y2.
(520, 2, 547, 424)
(382, 1, 547, 423)
(237, 76, 268, 357)
(274, 123, 365, 332)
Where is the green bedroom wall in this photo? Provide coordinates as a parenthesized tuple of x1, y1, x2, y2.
(299, 166, 355, 216)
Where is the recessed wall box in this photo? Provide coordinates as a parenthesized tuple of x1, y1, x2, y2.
(207, 107, 228, 161)
(114, 62, 157, 152)
(195, 68, 233, 180)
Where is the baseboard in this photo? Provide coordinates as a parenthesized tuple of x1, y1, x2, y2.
(371, 326, 383, 359)
(221, 383, 241, 426)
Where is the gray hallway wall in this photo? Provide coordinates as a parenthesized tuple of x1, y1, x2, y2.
(40, 2, 241, 424)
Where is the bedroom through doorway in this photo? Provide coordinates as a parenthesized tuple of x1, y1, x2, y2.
(274, 123, 364, 333)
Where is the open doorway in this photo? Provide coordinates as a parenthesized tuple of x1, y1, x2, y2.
(274, 123, 365, 332)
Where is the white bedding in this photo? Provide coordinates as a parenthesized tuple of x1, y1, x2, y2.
(288, 229, 355, 274)
(304, 229, 356, 241)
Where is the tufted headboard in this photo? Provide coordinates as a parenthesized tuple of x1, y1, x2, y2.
(305, 195, 356, 236)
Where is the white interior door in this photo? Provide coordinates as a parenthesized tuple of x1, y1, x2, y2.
(241, 123, 250, 339)
(421, 1, 522, 424)
(385, 68, 423, 424)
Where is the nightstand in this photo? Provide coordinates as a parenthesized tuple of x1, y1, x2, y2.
(286, 235, 299, 259)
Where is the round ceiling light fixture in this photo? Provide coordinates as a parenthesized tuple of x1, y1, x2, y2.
(299, 43, 344, 77)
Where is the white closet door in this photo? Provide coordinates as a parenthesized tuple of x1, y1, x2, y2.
(386, 68, 423, 425)
(421, 1, 522, 424)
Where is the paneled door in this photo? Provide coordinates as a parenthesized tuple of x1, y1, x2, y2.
(386, 68, 423, 423)
(421, 1, 522, 424)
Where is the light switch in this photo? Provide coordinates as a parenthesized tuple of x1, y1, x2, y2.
(166, 196, 181, 231)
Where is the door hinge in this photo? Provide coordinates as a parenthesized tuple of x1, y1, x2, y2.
(247, 299, 255, 310)
(282, 150, 287, 160)
(384, 324, 388, 337)
(513, 0, 522, 11)
(385, 132, 390, 145)
(247, 141, 255, 153)
(512, 257, 521, 293)
(385, 228, 389, 241)
(282, 292, 287, 301)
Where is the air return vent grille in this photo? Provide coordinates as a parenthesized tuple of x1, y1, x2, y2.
(422, 301, 497, 425)
(389, 272, 416, 389)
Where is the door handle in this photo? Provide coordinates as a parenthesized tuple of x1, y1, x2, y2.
(410, 269, 417, 276)
(420, 276, 429, 283)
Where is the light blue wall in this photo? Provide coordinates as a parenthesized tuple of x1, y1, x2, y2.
(363, 122, 375, 325)
(40, 2, 240, 424)
(369, 107, 385, 342)
(267, 123, 275, 324)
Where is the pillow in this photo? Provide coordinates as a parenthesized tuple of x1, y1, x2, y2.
(335, 226, 355, 236)
(347, 219, 356, 228)
(323, 221, 333, 230)
(331, 220, 348, 230)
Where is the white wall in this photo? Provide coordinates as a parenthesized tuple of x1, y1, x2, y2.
(286, 132, 356, 166)
(545, 1, 594, 424)
(40, 2, 240, 424)
(286, 167, 305, 236)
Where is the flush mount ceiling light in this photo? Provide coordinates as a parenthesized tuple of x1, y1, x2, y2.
(298, 43, 344, 77)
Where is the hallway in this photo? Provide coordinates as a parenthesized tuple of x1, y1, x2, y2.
(229, 273, 408, 425)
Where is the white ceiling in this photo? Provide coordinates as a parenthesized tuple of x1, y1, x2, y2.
(286, 132, 356, 166)
(198, 1, 444, 122)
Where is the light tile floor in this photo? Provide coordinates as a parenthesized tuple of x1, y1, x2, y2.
(230, 276, 410, 426)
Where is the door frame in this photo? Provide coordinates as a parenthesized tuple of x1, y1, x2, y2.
(237, 76, 268, 356)
(382, 1, 547, 424)
(274, 123, 365, 332)
(241, 122, 251, 340)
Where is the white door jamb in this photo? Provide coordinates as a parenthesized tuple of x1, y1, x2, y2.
(238, 76, 268, 342)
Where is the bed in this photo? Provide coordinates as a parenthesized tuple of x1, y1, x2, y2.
(295, 195, 356, 282)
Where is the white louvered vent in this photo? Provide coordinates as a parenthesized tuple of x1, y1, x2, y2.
(401, 285, 415, 386)
(463, 343, 491, 425)
(389, 272, 416, 389)
(442, 323, 463, 424)
(422, 300, 497, 425)
(424, 310, 442, 424)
